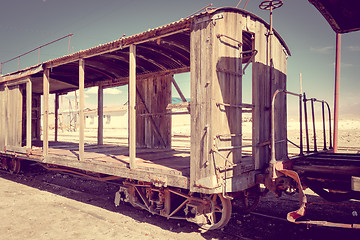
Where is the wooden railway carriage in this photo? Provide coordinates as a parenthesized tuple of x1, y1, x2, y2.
(2, 6, 357, 230)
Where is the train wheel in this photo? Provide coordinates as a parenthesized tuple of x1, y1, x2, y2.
(8, 159, 21, 174)
(201, 194, 232, 231)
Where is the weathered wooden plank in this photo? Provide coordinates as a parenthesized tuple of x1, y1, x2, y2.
(54, 93, 59, 142)
(4, 145, 31, 155)
(97, 84, 104, 145)
(212, 12, 244, 183)
(0, 84, 5, 150)
(43, 68, 50, 156)
(253, 19, 270, 170)
(129, 44, 137, 169)
(26, 78, 32, 148)
(5, 85, 23, 147)
(79, 59, 85, 161)
(190, 15, 215, 193)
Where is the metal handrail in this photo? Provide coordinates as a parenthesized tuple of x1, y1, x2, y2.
(269, 89, 332, 180)
(303, 96, 333, 152)
(270, 89, 302, 168)
(0, 33, 73, 75)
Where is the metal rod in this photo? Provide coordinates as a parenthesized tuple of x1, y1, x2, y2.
(236, 0, 243, 8)
(1, 33, 73, 72)
(68, 34, 72, 54)
(38, 48, 41, 64)
(303, 93, 310, 152)
(243, 0, 250, 9)
(326, 102, 333, 149)
(186, 3, 213, 18)
(311, 99, 317, 152)
(333, 33, 341, 153)
(322, 101, 327, 150)
(270, 89, 283, 166)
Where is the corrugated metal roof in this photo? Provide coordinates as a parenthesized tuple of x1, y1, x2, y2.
(1, 7, 290, 92)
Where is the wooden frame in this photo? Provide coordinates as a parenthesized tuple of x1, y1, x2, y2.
(0, 8, 290, 194)
(97, 84, 104, 145)
(79, 59, 85, 161)
(26, 78, 32, 148)
(129, 44, 137, 169)
(43, 68, 49, 157)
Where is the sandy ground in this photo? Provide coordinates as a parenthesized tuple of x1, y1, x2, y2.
(0, 176, 206, 240)
(0, 166, 359, 240)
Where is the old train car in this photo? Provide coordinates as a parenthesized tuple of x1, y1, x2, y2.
(0, 5, 359, 231)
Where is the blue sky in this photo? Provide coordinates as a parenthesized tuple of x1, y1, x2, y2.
(1, 0, 359, 119)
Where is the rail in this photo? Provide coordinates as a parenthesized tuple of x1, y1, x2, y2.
(303, 94, 332, 152)
(270, 89, 333, 168)
(0, 33, 73, 75)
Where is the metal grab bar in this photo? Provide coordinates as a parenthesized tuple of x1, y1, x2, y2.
(270, 89, 302, 169)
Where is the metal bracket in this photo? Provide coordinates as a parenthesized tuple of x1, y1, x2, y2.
(212, 13, 223, 21)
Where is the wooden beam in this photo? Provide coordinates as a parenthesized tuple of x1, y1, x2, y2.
(54, 93, 59, 142)
(97, 84, 104, 145)
(129, 44, 137, 169)
(171, 76, 190, 113)
(171, 76, 187, 103)
(26, 78, 32, 148)
(43, 27, 191, 69)
(87, 67, 190, 89)
(43, 68, 50, 157)
(79, 59, 85, 161)
(4, 84, 9, 148)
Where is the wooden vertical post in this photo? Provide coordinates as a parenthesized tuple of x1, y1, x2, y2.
(26, 78, 32, 148)
(4, 84, 9, 148)
(43, 68, 50, 157)
(129, 44, 137, 169)
(79, 58, 85, 161)
(54, 93, 59, 142)
(97, 84, 104, 145)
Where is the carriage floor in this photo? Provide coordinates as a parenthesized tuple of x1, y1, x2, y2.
(24, 141, 191, 188)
